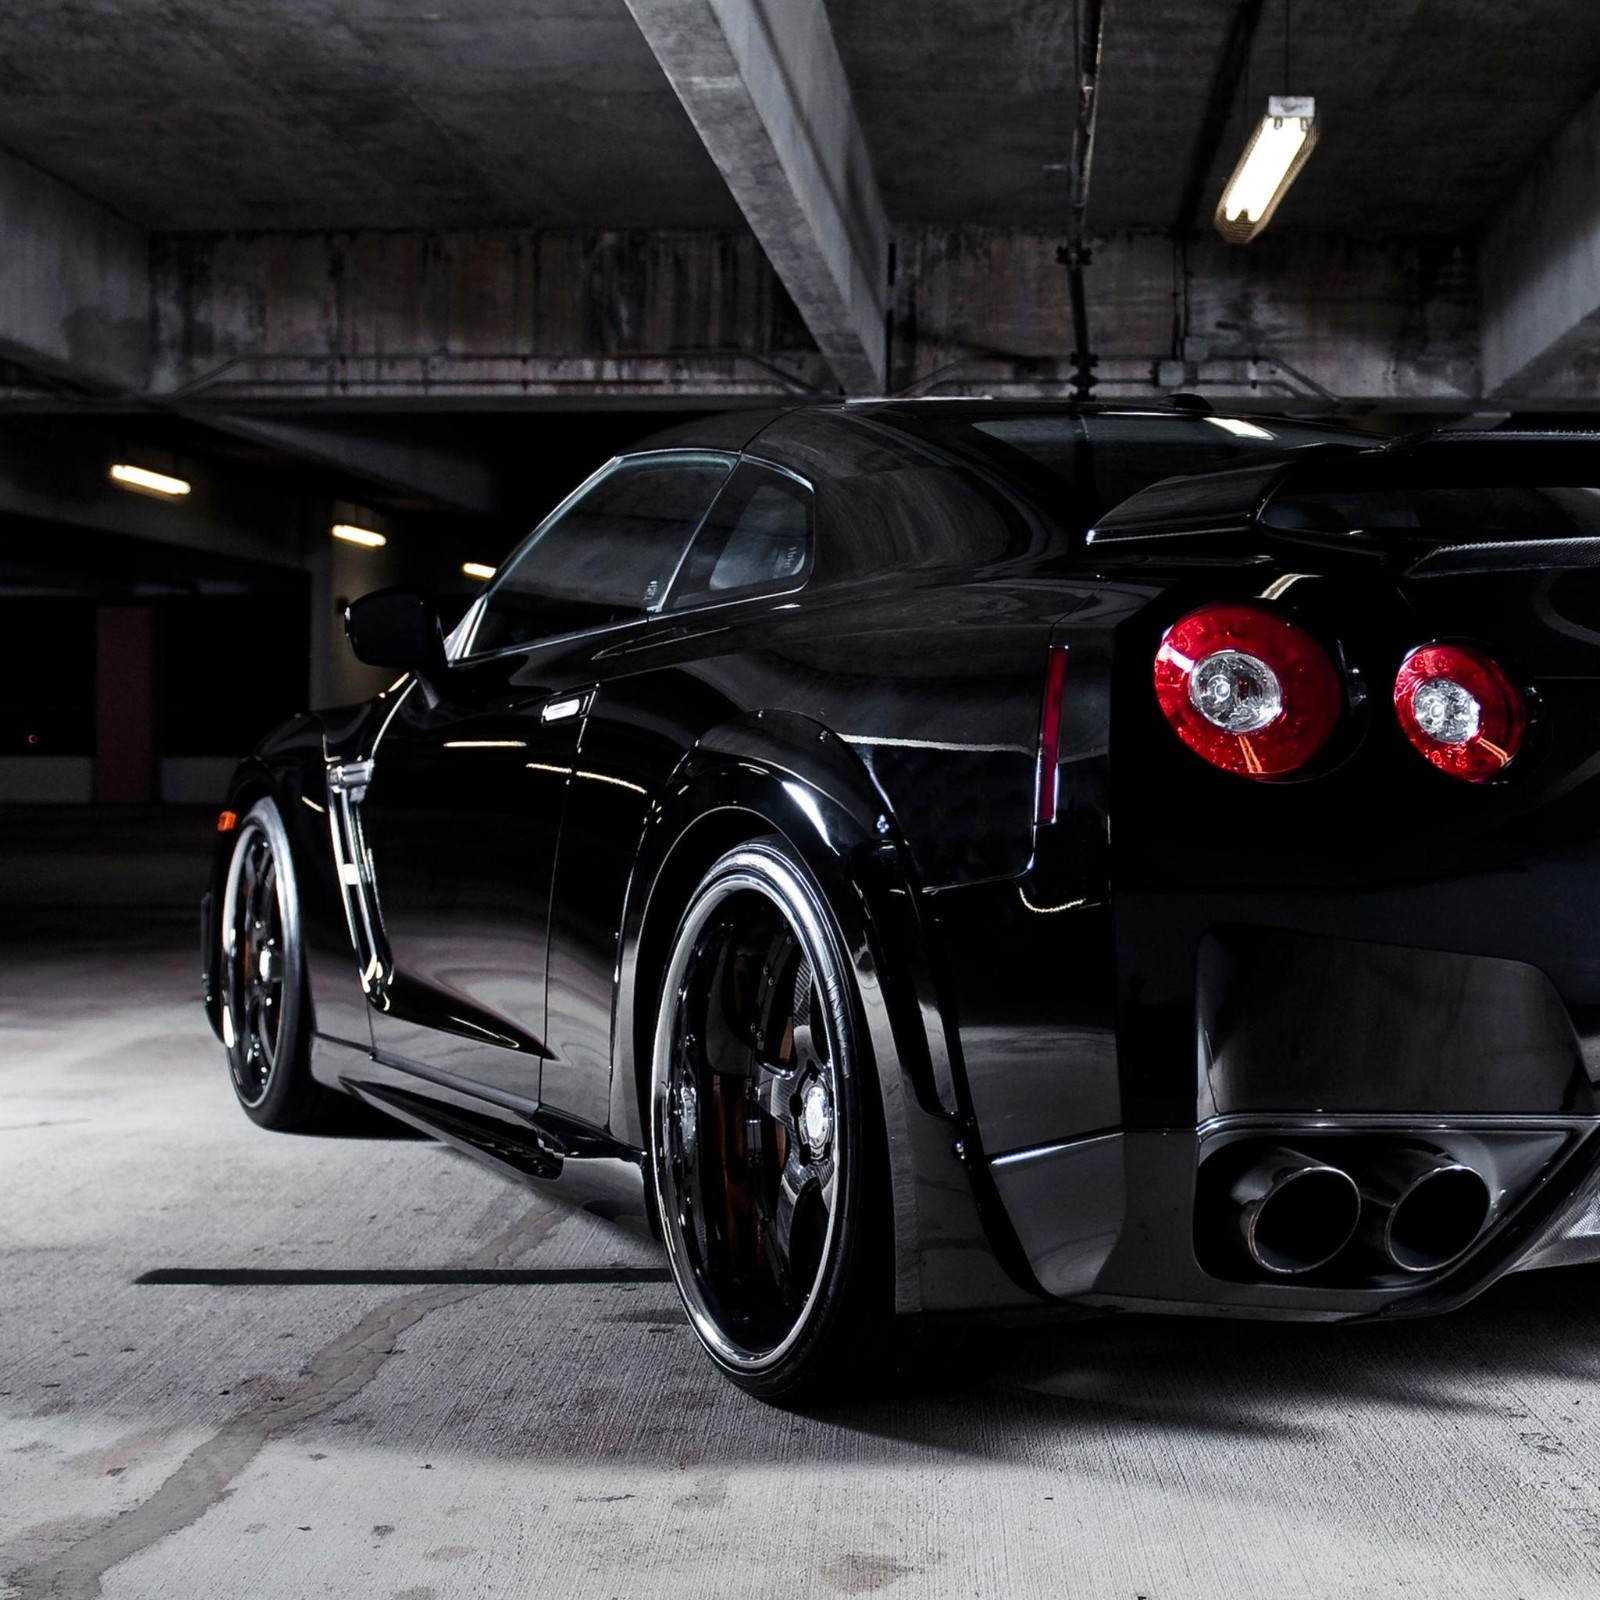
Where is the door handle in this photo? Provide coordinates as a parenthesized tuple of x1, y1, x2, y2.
(540, 690, 593, 725)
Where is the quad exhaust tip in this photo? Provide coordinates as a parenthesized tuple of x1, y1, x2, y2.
(1231, 1146, 1362, 1276)
(1223, 1142, 1495, 1279)
(1358, 1148, 1493, 1274)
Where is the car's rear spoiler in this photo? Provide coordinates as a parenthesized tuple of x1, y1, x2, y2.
(1086, 431, 1600, 557)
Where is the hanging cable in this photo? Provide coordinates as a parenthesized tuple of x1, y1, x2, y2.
(1057, 0, 1106, 400)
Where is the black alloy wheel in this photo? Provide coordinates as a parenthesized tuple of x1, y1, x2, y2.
(219, 797, 329, 1131)
(651, 838, 890, 1403)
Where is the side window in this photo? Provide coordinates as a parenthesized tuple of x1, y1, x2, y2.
(466, 452, 733, 655)
(668, 461, 812, 610)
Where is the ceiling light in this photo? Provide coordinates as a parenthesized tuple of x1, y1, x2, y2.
(1214, 96, 1318, 245)
(332, 523, 387, 549)
(1204, 416, 1276, 440)
(461, 561, 496, 581)
(109, 463, 191, 498)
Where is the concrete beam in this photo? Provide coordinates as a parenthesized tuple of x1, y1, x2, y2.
(0, 147, 149, 394)
(187, 415, 501, 518)
(0, 423, 306, 572)
(146, 229, 832, 406)
(622, 0, 890, 394)
(1482, 87, 1600, 399)
(0, 220, 1496, 413)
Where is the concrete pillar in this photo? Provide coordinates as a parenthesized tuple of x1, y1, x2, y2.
(621, 0, 890, 392)
(1482, 85, 1600, 398)
(94, 606, 153, 803)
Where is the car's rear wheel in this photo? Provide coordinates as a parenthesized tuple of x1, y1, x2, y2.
(650, 838, 891, 1405)
(219, 797, 336, 1132)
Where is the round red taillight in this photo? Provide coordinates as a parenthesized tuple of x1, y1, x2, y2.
(1393, 643, 1525, 782)
(1153, 604, 1344, 778)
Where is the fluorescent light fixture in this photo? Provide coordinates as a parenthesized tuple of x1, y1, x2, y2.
(461, 561, 496, 581)
(109, 463, 191, 498)
(331, 523, 387, 549)
(1215, 96, 1318, 245)
(1205, 416, 1276, 440)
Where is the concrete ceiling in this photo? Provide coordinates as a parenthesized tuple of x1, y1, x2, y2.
(2, 0, 1599, 238)
(822, 0, 1082, 229)
(0, 0, 743, 230)
(1149, 0, 1600, 238)
(829, 0, 1600, 234)
(3, 0, 1600, 236)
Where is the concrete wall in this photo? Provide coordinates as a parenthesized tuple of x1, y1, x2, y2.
(149, 229, 831, 403)
(139, 224, 1487, 409)
(891, 231, 1480, 406)
(0, 755, 241, 806)
(0, 151, 149, 393)
(1482, 84, 1600, 399)
(0, 757, 94, 804)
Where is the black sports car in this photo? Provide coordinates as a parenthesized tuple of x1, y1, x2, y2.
(202, 401, 1600, 1402)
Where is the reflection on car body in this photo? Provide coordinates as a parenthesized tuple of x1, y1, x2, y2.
(202, 403, 1600, 1402)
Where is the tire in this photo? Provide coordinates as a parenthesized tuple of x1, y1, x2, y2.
(649, 837, 892, 1405)
(218, 797, 340, 1132)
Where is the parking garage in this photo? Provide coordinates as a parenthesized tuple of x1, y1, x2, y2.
(8, 3, 1600, 1596)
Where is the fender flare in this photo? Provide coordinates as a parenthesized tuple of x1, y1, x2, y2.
(201, 755, 292, 1039)
(203, 732, 340, 1048)
(610, 710, 1039, 1314)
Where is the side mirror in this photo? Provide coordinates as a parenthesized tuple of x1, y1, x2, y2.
(344, 589, 443, 672)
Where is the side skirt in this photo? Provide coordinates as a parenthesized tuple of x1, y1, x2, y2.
(340, 1065, 658, 1242)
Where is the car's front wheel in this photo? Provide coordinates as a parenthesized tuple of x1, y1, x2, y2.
(219, 797, 337, 1132)
(650, 838, 891, 1404)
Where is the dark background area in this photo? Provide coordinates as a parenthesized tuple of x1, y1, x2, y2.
(1, 408, 702, 801)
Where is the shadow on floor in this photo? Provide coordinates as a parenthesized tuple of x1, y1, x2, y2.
(821, 1260, 1600, 1457)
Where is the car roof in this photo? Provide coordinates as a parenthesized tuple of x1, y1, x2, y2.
(630, 398, 1376, 459)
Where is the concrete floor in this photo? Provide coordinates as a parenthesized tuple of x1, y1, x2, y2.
(6, 918, 1600, 1598)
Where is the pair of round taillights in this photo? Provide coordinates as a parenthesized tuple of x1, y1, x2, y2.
(1153, 604, 1527, 782)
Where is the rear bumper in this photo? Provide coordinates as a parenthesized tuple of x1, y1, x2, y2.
(1513, 1156, 1600, 1274)
(958, 543, 1600, 1318)
(963, 909, 1600, 1318)
(990, 1113, 1600, 1321)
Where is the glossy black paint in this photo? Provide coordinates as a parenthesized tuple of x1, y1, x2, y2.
(343, 588, 443, 674)
(202, 405, 1600, 1323)
(354, 634, 601, 1093)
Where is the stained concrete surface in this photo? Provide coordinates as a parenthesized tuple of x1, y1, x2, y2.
(6, 0, 1600, 239)
(5, 917, 1600, 1598)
